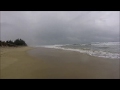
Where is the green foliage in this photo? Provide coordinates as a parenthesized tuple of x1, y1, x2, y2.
(6, 40, 14, 44)
(14, 38, 27, 46)
(0, 38, 27, 47)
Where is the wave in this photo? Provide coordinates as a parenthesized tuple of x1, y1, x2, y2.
(91, 42, 120, 46)
(38, 43, 120, 59)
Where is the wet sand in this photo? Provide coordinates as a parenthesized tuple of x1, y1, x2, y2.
(28, 47, 119, 79)
(1, 47, 119, 79)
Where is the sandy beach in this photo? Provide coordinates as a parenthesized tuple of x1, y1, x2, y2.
(1, 47, 119, 79)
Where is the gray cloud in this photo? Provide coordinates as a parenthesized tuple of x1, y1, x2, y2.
(1, 11, 119, 45)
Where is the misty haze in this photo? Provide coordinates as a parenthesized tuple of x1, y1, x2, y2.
(1, 11, 119, 79)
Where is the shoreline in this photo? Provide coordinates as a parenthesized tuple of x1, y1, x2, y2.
(28, 47, 120, 60)
(38, 46, 120, 59)
(1, 47, 119, 79)
(29, 47, 119, 79)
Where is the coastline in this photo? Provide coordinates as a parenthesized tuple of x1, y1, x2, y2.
(1, 47, 119, 79)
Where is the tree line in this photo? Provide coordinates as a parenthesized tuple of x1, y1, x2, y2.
(0, 39, 27, 47)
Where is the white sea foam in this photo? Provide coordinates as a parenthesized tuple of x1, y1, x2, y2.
(38, 44, 120, 59)
(91, 42, 120, 46)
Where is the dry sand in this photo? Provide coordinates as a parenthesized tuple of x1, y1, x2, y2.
(0, 47, 119, 79)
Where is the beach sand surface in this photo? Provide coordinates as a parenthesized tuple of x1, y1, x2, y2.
(1, 47, 119, 79)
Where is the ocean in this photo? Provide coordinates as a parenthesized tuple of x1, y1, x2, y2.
(37, 42, 120, 59)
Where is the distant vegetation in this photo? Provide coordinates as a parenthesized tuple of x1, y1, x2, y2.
(0, 39, 27, 47)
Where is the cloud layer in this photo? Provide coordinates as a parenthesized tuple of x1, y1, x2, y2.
(1, 11, 119, 45)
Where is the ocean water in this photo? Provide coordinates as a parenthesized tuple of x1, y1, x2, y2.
(37, 42, 120, 59)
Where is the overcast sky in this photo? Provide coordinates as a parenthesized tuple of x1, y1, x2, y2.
(1, 11, 119, 45)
